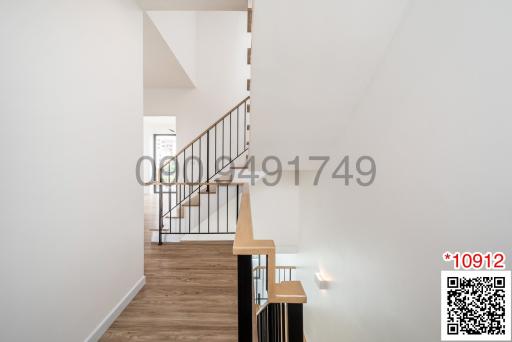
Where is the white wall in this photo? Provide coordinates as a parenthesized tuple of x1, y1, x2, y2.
(144, 11, 249, 150)
(251, 172, 300, 253)
(251, 0, 512, 341)
(0, 1, 144, 341)
(250, 0, 409, 167)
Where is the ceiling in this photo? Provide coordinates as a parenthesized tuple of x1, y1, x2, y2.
(139, 0, 246, 11)
(249, 0, 411, 166)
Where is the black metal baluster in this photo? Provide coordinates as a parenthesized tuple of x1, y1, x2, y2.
(237, 107, 239, 156)
(158, 183, 163, 245)
(255, 264, 259, 304)
(226, 184, 229, 233)
(214, 125, 217, 174)
(273, 305, 276, 342)
(237, 255, 253, 342)
(270, 305, 274, 342)
(266, 304, 269, 342)
(207, 182, 210, 233)
(188, 184, 191, 233)
(262, 308, 266, 342)
(278, 304, 281, 342)
(222, 119, 225, 168)
(217, 183, 220, 233)
(287, 304, 303, 342)
(257, 310, 261, 341)
(230, 111, 232, 161)
(275, 304, 279, 342)
(244, 101, 247, 149)
(207, 132, 211, 234)
(198, 181, 201, 233)
(183, 148, 186, 184)
(179, 184, 182, 234)
(274, 304, 277, 342)
(200, 136, 203, 182)
(207, 129, 210, 183)
(236, 184, 240, 220)
(266, 255, 269, 292)
(169, 185, 172, 233)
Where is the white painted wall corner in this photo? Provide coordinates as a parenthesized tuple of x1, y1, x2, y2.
(85, 276, 146, 342)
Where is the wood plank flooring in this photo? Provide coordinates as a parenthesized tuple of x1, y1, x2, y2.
(100, 194, 238, 342)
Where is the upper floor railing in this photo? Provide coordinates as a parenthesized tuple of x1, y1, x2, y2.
(154, 181, 243, 244)
(158, 96, 249, 185)
(234, 184, 307, 342)
(156, 97, 250, 241)
(253, 263, 296, 305)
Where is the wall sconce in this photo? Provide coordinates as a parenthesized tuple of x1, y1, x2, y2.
(315, 272, 329, 290)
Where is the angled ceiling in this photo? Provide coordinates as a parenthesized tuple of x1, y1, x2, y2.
(147, 11, 197, 85)
(143, 13, 194, 88)
(250, 0, 410, 166)
(139, 0, 246, 11)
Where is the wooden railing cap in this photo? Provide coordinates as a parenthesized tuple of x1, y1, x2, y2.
(234, 184, 308, 304)
(159, 96, 250, 171)
(271, 281, 307, 304)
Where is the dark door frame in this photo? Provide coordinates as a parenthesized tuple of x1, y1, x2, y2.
(153, 133, 176, 194)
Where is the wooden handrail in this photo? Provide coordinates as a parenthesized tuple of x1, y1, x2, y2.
(234, 184, 307, 304)
(253, 265, 297, 271)
(159, 96, 250, 171)
(150, 181, 247, 186)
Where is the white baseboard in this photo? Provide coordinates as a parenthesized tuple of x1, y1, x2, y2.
(85, 275, 146, 342)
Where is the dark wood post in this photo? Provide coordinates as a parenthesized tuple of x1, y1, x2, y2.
(288, 304, 303, 342)
(238, 255, 253, 341)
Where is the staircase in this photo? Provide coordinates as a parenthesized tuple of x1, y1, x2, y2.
(155, 96, 250, 244)
(153, 5, 307, 341)
(234, 184, 307, 342)
(153, 96, 308, 341)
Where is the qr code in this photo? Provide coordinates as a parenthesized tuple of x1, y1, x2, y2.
(441, 271, 511, 341)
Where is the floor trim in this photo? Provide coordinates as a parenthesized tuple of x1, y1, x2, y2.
(85, 275, 146, 342)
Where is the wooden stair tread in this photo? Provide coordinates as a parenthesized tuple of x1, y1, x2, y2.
(164, 206, 184, 219)
(199, 185, 217, 194)
(214, 174, 234, 183)
(182, 195, 200, 206)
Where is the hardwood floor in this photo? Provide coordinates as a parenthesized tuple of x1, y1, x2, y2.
(100, 194, 238, 342)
